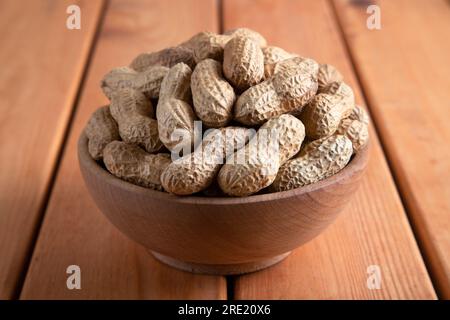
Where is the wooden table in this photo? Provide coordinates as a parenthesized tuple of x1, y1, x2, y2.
(1, 0, 448, 300)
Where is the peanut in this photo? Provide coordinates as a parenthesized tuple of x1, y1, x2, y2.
(234, 57, 319, 125)
(262, 46, 298, 79)
(191, 59, 236, 128)
(181, 28, 267, 63)
(161, 127, 252, 195)
(264, 56, 306, 77)
(218, 114, 305, 197)
(336, 118, 369, 153)
(223, 28, 267, 47)
(270, 135, 353, 192)
(300, 91, 353, 140)
(87, 29, 368, 196)
(100, 67, 136, 100)
(348, 104, 370, 125)
(321, 81, 354, 114)
(103, 141, 171, 191)
(101, 66, 169, 100)
(223, 36, 265, 92)
(181, 31, 229, 63)
(84, 106, 120, 160)
(129, 46, 195, 71)
(317, 64, 343, 92)
(110, 88, 162, 153)
(156, 63, 196, 152)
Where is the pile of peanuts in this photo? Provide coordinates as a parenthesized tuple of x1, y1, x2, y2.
(84, 28, 369, 197)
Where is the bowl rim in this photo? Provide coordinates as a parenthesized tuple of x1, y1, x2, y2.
(78, 133, 369, 205)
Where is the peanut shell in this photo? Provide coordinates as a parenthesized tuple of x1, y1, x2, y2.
(110, 88, 162, 153)
(336, 119, 369, 153)
(84, 106, 120, 160)
(300, 93, 349, 140)
(161, 127, 252, 195)
(317, 64, 343, 92)
(234, 57, 319, 125)
(271, 135, 353, 192)
(321, 81, 354, 116)
(218, 114, 305, 197)
(223, 28, 267, 47)
(156, 63, 196, 152)
(223, 36, 264, 92)
(103, 141, 171, 191)
(191, 59, 236, 128)
(101, 66, 169, 100)
(262, 46, 298, 79)
(129, 46, 195, 71)
(348, 105, 370, 125)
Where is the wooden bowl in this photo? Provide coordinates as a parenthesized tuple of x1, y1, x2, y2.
(78, 133, 369, 275)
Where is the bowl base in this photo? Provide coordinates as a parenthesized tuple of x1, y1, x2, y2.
(151, 251, 291, 275)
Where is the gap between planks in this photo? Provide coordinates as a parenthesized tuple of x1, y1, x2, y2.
(20, 0, 226, 300)
(13, 0, 109, 300)
(328, 0, 441, 298)
(222, 0, 435, 299)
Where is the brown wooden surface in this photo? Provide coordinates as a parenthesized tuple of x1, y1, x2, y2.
(1, 0, 447, 300)
(333, 0, 450, 298)
(223, 0, 436, 299)
(20, 0, 226, 299)
(0, 0, 104, 299)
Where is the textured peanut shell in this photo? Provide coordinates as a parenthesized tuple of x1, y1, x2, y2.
(100, 67, 137, 100)
(218, 114, 305, 197)
(321, 81, 354, 116)
(300, 93, 349, 140)
(84, 106, 120, 160)
(132, 66, 169, 98)
(336, 119, 369, 153)
(156, 63, 196, 151)
(161, 127, 252, 195)
(103, 141, 171, 191)
(262, 46, 298, 78)
(181, 28, 266, 64)
(101, 66, 169, 100)
(317, 64, 343, 92)
(118, 114, 162, 153)
(182, 32, 229, 63)
(110, 88, 162, 153)
(271, 135, 353, 192)
(348, 105, 370, 125)
(223, 36, 264, 92)
(262, 46, 296, 65)
(129, 46, 195, 71)
(224, 28, 267, 47)
(109, 87, 154, 120)
(234, 57, 319, 125)
(191, 59, 236, 128)
(265, 56, 307, 78)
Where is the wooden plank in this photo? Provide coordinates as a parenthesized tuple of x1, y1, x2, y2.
(0, 0, 104, 299)
(20, 0, 226, 299)
(223, 0, 436, 299)
(333, 0, 450, 298)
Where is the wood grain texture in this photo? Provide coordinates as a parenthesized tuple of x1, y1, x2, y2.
(223, 0, 436, 299)
(0, 0, 104, 299)
(333, 0, 450, 298)
(20, 0, 226, 299)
